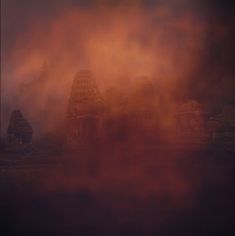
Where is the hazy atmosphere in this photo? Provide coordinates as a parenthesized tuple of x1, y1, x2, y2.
(1, 1, 234, 236)
(1, 0, 234, 136)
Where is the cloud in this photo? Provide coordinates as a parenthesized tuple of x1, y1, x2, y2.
(1, 1, 234, 136)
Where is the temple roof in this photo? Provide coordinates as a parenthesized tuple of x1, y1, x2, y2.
(7, 110, 33, 135)
(179, 100, 203, 114)
(67, 70, 102, 117)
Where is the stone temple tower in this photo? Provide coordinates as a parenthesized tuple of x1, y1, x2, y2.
(66, 70, 102, 148)
(7, 110, 33, 146)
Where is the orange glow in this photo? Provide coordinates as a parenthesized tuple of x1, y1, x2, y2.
(3, 5, 206, 136)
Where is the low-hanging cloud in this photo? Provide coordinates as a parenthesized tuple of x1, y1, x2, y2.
(1, 0, 233, 137)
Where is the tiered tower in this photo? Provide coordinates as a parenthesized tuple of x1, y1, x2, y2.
(66, 70, 102, 148)
(7, 110, 33, 146)
(177, 100, 210, 146)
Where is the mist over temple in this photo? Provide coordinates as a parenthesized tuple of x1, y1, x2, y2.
(1, 0, 234, 142)
(66, 70, 103, 147)
(66, 69, 235, 151)
(0, 1, 234, 235)
(1, 67, 234, 236)
(2, 66, 235, 151)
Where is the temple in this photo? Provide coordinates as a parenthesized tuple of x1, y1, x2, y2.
(66, 70, 102, 148)
(176, 100, 210, 146)
(65, 70, 235, 151)
(7, 110, 33, 146)
(177, 100, 207, 134)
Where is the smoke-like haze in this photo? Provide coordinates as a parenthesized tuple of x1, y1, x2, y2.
(1, 4, 234, 235)
(1, 0, 234, 136)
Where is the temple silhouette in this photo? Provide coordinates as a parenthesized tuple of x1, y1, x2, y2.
(7, 110, 33, 146)
(66, 70, 103, 148)
(2, 70, 235, 152)
(65, 70, 235, 150)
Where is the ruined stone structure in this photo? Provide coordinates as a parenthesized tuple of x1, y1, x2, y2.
(177, 100, 210, 145)
(66, 70, 102, 148)
(7, 110, 33, 146)
(103, 88, 130, 143)
(177, 101, 206, 133)
(120, 78, 160, 146)
(103, 78, 160, 144)
(219, 105, 235, 151)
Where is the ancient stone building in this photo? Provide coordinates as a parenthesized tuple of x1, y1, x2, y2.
(129, 77, 159, 135)
(103, 88, 130, 143)
(177, 100, 210, 145)
(177, 101, 207, 133)
(7, 110, 33, 146)
(66, 70, 102, 148)
(220, 105, 235, 128)
(219, 105, 235, 151)
(102, 77, 161, 145)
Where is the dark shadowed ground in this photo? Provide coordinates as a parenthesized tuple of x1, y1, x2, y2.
(0, 146, 234, 236)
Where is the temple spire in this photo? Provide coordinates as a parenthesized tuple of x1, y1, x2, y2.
(66, 70, 102, 148)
